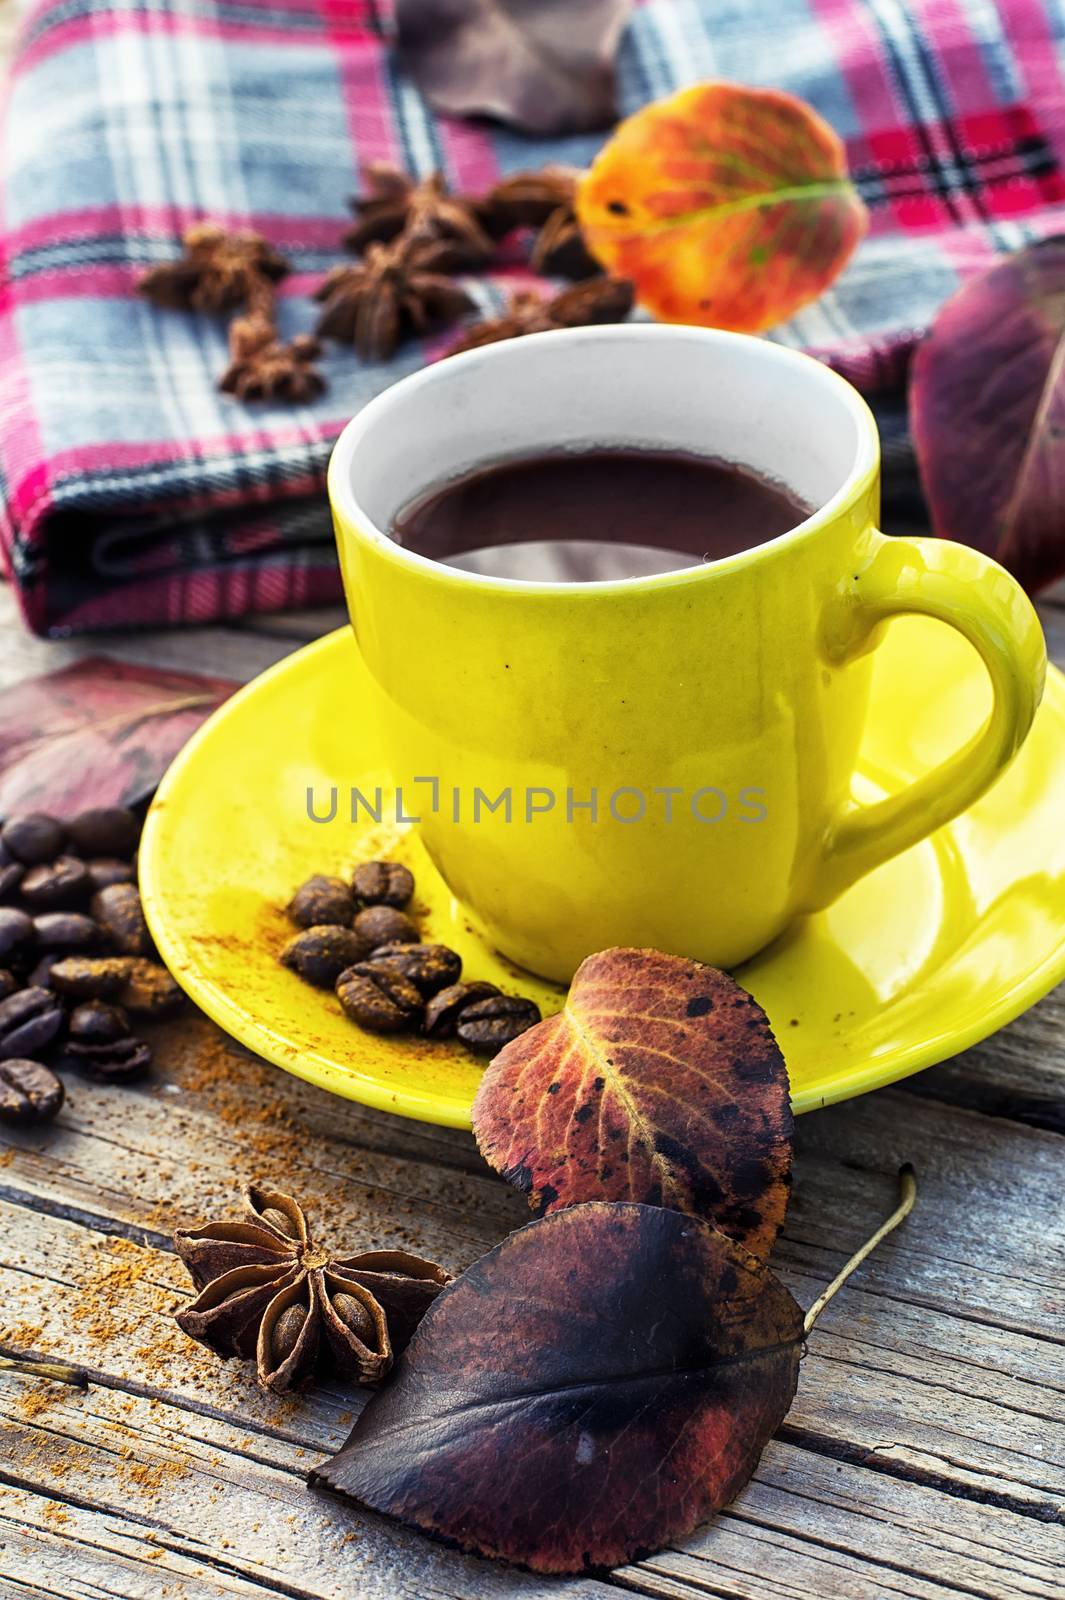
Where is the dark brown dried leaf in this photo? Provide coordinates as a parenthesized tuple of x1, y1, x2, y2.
(311, 1203, 802, 1573)
(394, 0, 633, 136)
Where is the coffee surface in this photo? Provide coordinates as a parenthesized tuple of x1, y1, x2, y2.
(390, 449, 811, 582)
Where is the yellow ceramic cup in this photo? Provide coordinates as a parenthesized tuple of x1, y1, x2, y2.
(329, 325, 1046, 982)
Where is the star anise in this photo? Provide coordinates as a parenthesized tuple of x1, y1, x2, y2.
(449, 276, 634, 355)
(138, 223, 289, 313)
(346, 162, 495, 261)
(174, 1184, 450, 1392)
(530, 207, 600, 279)
(315, 234, 475, 359)
(483, 167, 599, 279)
(219, 312, 325, 403)
(483, 168, 577, 230)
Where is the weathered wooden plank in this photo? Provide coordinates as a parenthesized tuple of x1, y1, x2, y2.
(2, 1360, 1059, 1600)
(900, 986, 1065, 1133)
(1, 1123, 1062, 1525)
(0, 1012, 525, 1263)
(0, 587, 296, 691)
(2, 1011, 1062, 1348)
(234, 607, 347, 643)
(0, 1514, 288, 1600)
(624, 1440, 1065, 1600)
(0, 1359, 613, 1600)
(3, 1009, 1063, 1351)
(788, 1089, 1065, 1342)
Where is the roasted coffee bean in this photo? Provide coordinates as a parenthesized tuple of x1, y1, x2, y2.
(0, 1058, 64, 1124)
(0, 867, 23, 901)
(85, 857, 136, 892)
(281, 925, 371, 988)
(66, 1033, 152, 1082)
(0, 987, 64, 1060)
(48, 951, 181, 1013)
(48, 956, 129, 1001)
(352, 904, 419, 951)
(27, 953, 61, 990)
(91, 883, 152, 956)
(0, 907, 35, 962)
(33, 912, 102, 953)
(455, 993, 541, 1053)
(66, 806, 139, 859)
(0, 969, 16, 1002)
(19, 856, 92, 911)
(287, 874, 355, 929)
(0, 841, 23, 901)
(271, 1303, 307, 1364)
(423, 980, 502, 1039)
(68, 1001, 130, 1044)
(1, 813, 65, 865)
(352, 860, 415, 909)
(115, 958, 184, 1019)
(332, 1291, 376, 1343)
(363, 941, 462, 997)
(336, 965, 423, 1033)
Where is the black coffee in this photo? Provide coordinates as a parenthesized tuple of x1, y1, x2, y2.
(390, 449, 811, 582)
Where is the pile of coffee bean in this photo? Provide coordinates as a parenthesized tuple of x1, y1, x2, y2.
(0, 807, 184, 1127)
(279, 859, 541, 1053)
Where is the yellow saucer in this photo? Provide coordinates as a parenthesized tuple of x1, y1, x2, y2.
(140, 619, 1065, 1128)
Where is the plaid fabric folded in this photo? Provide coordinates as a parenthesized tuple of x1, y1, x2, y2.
(2, 0, 1065, 634)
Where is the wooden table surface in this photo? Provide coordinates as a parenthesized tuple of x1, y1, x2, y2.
(0, 582, 1063, 1600)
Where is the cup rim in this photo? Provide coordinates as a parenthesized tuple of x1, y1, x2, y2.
(328, 323, 881, 595)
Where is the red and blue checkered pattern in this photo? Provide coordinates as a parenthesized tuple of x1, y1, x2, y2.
(3, 0, 1065, 634)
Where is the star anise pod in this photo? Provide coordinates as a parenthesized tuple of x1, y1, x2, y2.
(174, 1183, 450, 1392)
(345, 163, 495, 261)
(483, 167, 599, 278)
(479, 167, 598, 280)
(219, 312, 325, 403)
(530, 207, 600, 280)
(315, 234, 475, 360)
(482, 168, 578, 230)
(449, 276, 634, 356)
(138, 223, 289, 313)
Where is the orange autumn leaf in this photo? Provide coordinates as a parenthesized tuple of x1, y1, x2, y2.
(577, 81, 868, 332)
(472, 948, 793, 1263)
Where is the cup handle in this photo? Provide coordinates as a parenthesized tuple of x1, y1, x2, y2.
(811, 532, 1047, 908)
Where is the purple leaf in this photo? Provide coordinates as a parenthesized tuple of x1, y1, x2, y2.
(394, 0, 633, 136)
(0, 659, 234, 815)
(910, 235, 1065, 592)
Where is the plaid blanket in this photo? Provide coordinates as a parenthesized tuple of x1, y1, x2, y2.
(2, 0, 1065, 635)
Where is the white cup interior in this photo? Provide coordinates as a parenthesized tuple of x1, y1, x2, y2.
(333, 325, 877, 571)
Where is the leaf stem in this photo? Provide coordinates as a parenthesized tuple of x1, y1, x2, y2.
(0, 1355, 89, 1388)
(804, 1164, 916, 1334)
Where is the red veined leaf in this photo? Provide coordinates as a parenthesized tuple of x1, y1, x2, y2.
(577, 81, 867, 331)
(472, 947, 792, 1261)
(0, 659, 233, 815)
(311, 1202, 803, 1574)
